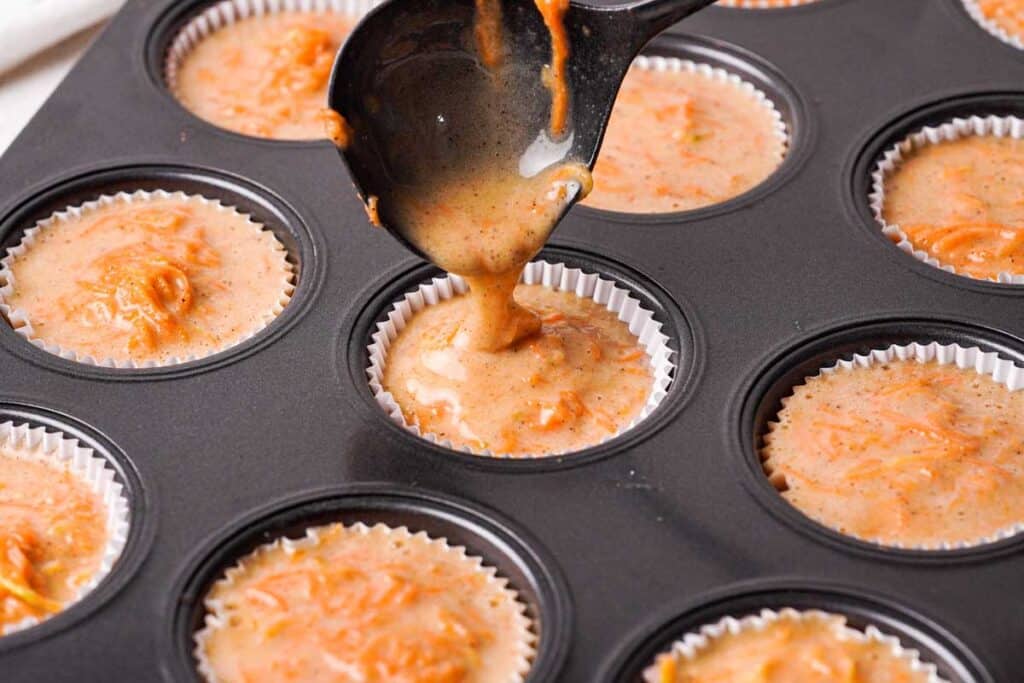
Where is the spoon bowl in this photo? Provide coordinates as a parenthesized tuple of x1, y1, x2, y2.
(328, 0, 718, 261)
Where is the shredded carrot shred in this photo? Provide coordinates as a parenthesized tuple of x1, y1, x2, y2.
(762, 359, 1024, 546)
(473, 0, 505, 69)
(534, 0, 572, 137)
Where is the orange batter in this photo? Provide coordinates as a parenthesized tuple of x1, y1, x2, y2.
(319, 109, 353, 149)
(1, 450, 107, 631)
(173, 12, 355, 140)
(975, 0, 1024, 43)
(198, 523, 531, 683)
(394, 162, 591, 352)
(650, 611, 932, 683)
(585, 66, 784, 213)
(883, 135, 1024, 280)
(763, 359, 1024, 547)
(382, 283, 653, 456)
(4, 197, 292, 365)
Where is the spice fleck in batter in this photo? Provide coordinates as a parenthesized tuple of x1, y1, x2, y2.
(763, 359, 1024, 547)
(883, 135, 1024, 280)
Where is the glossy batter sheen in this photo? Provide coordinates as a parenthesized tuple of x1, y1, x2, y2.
(1, 450, 107, 630)
(174, 12, 355, 140)
(883, 135, 1024, 279)
(5, 198, 291, 364)
(395, 160, 592, 352)
(382, 284, 653, 456)
(651, 613, 930, 683)
(585, 67, 783, 213)
(199, 524, 529, 683)
(976, 0, 1024, 42)
(762, 360, 1024, 547)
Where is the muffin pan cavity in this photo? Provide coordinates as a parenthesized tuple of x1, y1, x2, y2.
(602, 582, 992, 683)
(164, 485, 571, 683)
(149, 0, 375, 143)
(576, 33, 810, 224)
(0, 403, 149, 653)
(0, 165, 318, 378)
(343, 245, 698, 470)
(738, 318, 1024, 560)
(849, 92, 1024, 292)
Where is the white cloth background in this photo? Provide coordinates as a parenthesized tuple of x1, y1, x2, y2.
(0, 0, 125, 154)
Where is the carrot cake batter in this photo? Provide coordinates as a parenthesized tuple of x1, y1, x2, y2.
(762, 359, 1024, 547)
(883, 135, 1024, 280)
(1, 450, 107, 631)
(382, 283, 653, 456)
(173, 12, 355, 140)
(973, 0, 1024, 44)
(197, 523, 531, 683)
(584, 66, 784, 213)
(3, 196, 292, 365)
(650, 611, 933, 683)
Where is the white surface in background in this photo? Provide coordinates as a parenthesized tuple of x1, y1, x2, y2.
(0, 23, 105, 155)
(0, 0, 122, 74)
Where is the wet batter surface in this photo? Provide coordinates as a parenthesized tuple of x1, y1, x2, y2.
(4, 197, 292, 365)
(1, 450, 107, 631)
(174, 12, 355, 140)
(883, 135, 1024, 279)
(762, 360, 1024, 547)
(585, 66, 783, 214)
(393, 164, 591, 351)
(382, 284, 653, 457)
(198, 523, 530, 683)
(650, 612, 932, 683)
(975, 0, 1024, 43)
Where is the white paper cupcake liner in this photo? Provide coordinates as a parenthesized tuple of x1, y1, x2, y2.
(870, 114, 1024, 285)
(962, 0, 1024, 51)
(630, 54, 789, 165)
(367, 260, 677, 458)
(0, 189, 295, 369)
(0, 420, 131, 637)
(164, 0, 380, 96)
(764, 341, 1024, 550)
(643, 608, 948, 683)
(194, 522, 536, 683)
(716, 0, 822, 8)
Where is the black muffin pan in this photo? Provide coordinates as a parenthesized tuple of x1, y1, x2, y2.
(0, 0, 1021, 680)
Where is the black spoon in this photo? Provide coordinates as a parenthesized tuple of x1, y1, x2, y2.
(327, 0, 718, 261)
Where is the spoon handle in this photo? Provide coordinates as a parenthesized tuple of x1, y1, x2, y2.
(626, 0, 720, 43)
